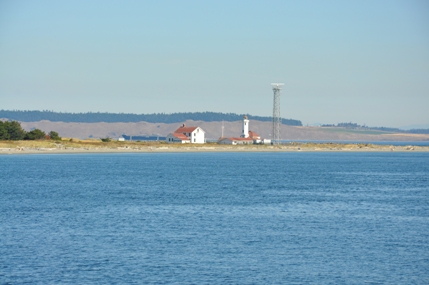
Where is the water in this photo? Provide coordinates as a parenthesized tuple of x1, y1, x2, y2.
(283, 140, 429, 146)
(1, 152, 429, 284)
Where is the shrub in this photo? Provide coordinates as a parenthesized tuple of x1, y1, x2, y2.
(48, 131, 61, 140)
(24, 129, 46, 140)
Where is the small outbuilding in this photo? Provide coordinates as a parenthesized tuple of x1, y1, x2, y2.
(218, 137, 253, 145)
(248, 131, 261, 144)
(166, 133, 191, 144)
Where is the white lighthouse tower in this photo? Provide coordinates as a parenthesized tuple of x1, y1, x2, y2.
(241, 115, 249, 138)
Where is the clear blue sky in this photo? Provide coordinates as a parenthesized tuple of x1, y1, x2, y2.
(1, 0, 428, 128)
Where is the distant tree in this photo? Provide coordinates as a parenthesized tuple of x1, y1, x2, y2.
(0, 121, 10, 140)
(337, 122, 359, 128)
(0, 110, 303, 126)
(4, 121, 26, 140)
(101, 137, 111, 142)
(406, 129, 429, 134)
(371, 126, 403, 133)
(48, 131, 61, 140)
(24, 129, 46, 140)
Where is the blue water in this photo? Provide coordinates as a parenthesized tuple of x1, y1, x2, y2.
(284, 140, 429, 146)
(1, 152, 429, 284)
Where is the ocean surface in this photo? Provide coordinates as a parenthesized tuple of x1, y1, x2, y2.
(1, 152, 429, 284)
(283, 140, 429, 146)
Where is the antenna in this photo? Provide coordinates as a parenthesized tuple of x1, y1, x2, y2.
(271, 83, 284, 145)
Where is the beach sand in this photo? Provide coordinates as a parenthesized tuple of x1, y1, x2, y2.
(1, 141, 428, 155)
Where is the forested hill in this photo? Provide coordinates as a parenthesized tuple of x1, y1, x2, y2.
(0, 110, 303, 126)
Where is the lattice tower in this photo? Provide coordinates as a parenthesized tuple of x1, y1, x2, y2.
(271, 83, 284, 145)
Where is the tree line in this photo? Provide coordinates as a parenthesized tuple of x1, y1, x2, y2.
(321, 122, 429, 134)
(0, 110, 303, 126)
(0, 121, 61, 141)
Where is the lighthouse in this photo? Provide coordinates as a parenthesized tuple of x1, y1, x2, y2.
(241, 115, 249, 138)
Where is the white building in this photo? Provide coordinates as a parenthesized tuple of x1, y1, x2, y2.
(165, 133, 190, 143)
(218, 115, 271, 145)
(166, 124, 205, 144)
(248, 131, 261, 144)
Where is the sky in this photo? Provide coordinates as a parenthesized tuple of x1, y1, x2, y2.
(1, 0, 428, 128)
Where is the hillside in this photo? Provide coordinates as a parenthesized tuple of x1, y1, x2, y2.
(19, 120, 429, 142)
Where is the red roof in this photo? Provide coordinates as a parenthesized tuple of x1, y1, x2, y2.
(172, 133, 190, 140)
(248, 131, 260, 139)
(175, 126, 198, 133)
(228, 137, 253, 141)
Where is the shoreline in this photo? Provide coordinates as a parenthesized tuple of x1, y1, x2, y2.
(1, 144, 428, 155)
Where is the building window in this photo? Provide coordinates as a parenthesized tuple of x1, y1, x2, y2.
(194, 138, 196, 142)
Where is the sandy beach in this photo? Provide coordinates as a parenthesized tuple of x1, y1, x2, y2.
(1, 141, 428, 155)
